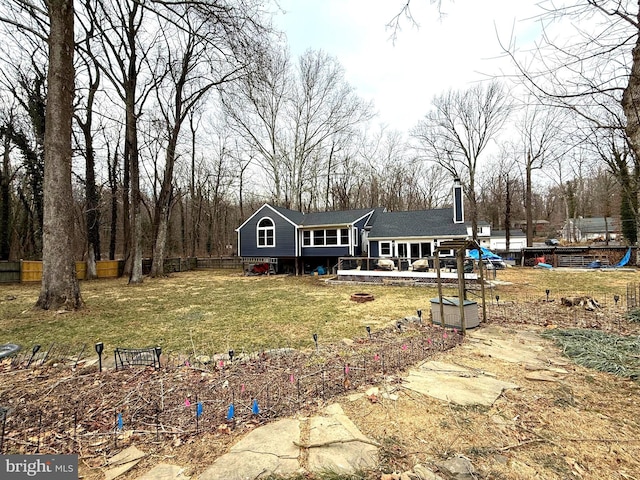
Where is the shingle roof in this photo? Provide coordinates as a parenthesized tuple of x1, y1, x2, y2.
(367, 208, 468, 238)
(269, 205, 305, 224)
(300, 209, 375, 226)
(270, 205, 375, 227)
(573, 217, 620, 233)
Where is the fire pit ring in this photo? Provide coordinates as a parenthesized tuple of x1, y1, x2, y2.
(350, 293, 375, 303)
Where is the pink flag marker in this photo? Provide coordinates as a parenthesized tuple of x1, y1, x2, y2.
(184, 398, 191, 407)
(290, 374, 295, 383)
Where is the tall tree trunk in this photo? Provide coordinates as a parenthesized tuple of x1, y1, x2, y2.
(1, 134, 11, 260)
(505, 174, 511, 252)
(36, 0, 82, 310)
(107, 147, 118, 260)
(525, 151, 533, 247)
(150, 131, 177, 277)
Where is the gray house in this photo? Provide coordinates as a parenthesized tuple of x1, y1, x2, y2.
(236, 180, 474, 274)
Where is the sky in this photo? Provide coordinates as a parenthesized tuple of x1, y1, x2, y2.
(273, 0, 544, 132)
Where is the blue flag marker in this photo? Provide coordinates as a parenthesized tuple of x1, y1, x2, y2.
(196, 402, 203, 418)
(226, 403, 235, 420)
(252, 399, 260, 415)
(117, 413, 123, 431)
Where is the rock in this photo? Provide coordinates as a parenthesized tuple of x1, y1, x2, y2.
(413, 464, 444, 480)
(342, 338, 355, 346)
(104, 446, 147, 480)
(382, 392, 399, 401)
(195, 355, 211, 364)
(365, 387, 379, 397)
(436, 455, 475, 480)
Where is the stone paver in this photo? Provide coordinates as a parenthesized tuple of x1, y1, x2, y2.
(198, 418, 300, 480)
(307, 404, 378, 474)
(404, 360, 519, 406)
(104, 445, 147, 480)
(135, 464, 189, 480)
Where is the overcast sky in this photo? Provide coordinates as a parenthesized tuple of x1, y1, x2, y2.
(273, 0, 544, 132)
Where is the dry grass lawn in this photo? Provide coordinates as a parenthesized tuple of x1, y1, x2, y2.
(1, 266, 640, 480)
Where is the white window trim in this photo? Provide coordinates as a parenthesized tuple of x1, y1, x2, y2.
(380, 241, 393, 257)
(257, 216, 275, 248)
(302, 228, 353, 247)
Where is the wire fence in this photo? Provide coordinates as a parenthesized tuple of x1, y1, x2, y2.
(0, 320, 460, 457)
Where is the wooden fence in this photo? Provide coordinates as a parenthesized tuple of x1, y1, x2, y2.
(0, 257, 242, 284)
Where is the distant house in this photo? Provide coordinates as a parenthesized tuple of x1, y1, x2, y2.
(236, 180, 485, 274)
(470, 221, 491, 248)
(490, 230, 527, 251)
(513, 219, 550, 234)
(561, 217, 621, 242)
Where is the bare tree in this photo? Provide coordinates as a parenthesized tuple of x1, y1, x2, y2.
(38, 0, 82, 309)
(502, 1, 640, 247)
(412, 80, 512, 239)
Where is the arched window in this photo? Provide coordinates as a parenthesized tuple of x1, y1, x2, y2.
(257, 217, 275, 247)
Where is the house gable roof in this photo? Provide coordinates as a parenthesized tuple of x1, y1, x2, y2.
(237, 204, 377, 231)
(367, 208, 468, 239)
(236, 203, 301, 231)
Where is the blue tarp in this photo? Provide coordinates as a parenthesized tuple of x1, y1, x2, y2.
(468, 247, 503, 261)
(615, 247, 632, 268)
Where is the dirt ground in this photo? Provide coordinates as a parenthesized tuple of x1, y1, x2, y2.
(2, 285, 640, 479)
(341, 326, 640, 480)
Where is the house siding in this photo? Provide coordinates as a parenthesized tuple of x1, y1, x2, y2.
(302, 246, 349, 257)
(239, 209, 297, 257)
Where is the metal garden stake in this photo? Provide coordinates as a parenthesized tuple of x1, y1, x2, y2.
(95, 342, 104, 372)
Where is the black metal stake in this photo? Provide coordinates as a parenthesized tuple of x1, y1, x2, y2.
(95, 342, 104, 373)
(228, 350, 234, 363)
(495, 295, 500, 305)
(155, 346, 162, 369)
(546, 289, 550, 302)
(40, 343, 54, 366)
(417, 309, 422, 324)
(0, 407, 8, 454)
(74, 344, 86, 369)
(614, 294, 620, 305)
(366, 325, 371, 340)
(27, 344, 41, 367)
(313, 333, 318, 352)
